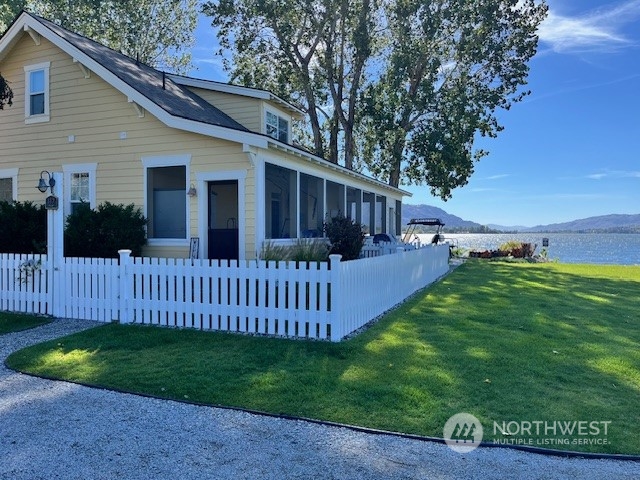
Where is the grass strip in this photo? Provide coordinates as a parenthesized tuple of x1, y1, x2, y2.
(0, 311, 51, 335)
(6, 261, 640, 454)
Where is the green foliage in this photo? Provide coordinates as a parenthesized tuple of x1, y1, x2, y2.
(0, 201, 46, 254)
(205, 0, 548, 196)
(64, 202, 147, 258)
(259, 241, 291, 262)
(362, 0, 548, 194)
(498, 241, 536, 258)
(0, 2, 19, 33)
(203, 0, 379, 168)
(289, 239, 329, 263)
(324, 214, 365, 261)
(8, 262, 640, 454)
(14, 1, 198, 73)
(0, 73, 13, 109)
(260, 239, 329, 263)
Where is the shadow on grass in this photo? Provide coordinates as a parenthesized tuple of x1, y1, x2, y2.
(0, 312, 51, 335)
(6, 261, 640, 454)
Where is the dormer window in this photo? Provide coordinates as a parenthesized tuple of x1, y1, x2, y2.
(24, 62, 50, 123)
(266, 111, 289, 143)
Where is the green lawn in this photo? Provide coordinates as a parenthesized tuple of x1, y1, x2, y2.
(6, 261, 640, 454)
(0, 311, 51, 335)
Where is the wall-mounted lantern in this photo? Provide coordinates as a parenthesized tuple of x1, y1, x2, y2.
(187, 183, 197, 197)
(37, 170, 56, 194)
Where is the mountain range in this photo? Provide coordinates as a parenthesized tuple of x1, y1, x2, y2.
(402, 204, 640, 233)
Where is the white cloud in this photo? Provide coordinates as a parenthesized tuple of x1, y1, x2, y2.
(484, 174, 512, 180)
(539, 0, 640, 53)
(470, 188, 501, 193)
(586, 170, 640, 180)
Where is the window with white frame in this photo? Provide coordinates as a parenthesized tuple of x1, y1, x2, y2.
(0, 168, 18, 202)
(143, 155, 190, 242)
(266, 111, 289, 143)
(63, 164, 96, 215)
(24, 62, 50, 123)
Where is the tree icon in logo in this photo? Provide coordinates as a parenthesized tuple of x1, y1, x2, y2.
(443, 413, 483, 453)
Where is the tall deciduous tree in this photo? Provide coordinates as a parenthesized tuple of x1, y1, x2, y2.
(204, 0, 547, 198)
(204, 0, 332, 159)
(203, 0, 379, 168)
(3, 1, 198, 73)
(362, 0, 547, 195)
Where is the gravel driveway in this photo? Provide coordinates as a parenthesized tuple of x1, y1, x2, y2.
(1, 319, 638, 479)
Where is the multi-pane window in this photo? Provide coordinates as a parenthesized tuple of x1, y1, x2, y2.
(64, 164, 96, 215)
(29, 70, 45, 115)
(0, 178, 12, 202)
(266, 111, 289, 143)
(70, 172, 90, 214)
(24, 62, 50, 122)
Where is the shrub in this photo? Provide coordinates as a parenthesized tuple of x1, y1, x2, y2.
(65, 202, 147, 258)
(259, 239, 329, 263)
(259, 241, 290, 261)
(498, 241, 536, 258)
(324, 215, 365, 261)
(0, 201, 46, 254)
(289, 239, 329, 263)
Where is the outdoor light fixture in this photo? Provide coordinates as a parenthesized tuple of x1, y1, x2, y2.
(37, 170, 55, 194)
(187, 183, 197, 197)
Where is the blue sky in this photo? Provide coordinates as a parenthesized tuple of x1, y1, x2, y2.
(189, 0, 640, 227)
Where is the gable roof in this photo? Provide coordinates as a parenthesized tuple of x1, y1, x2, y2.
(0, 11, 268, 147)
(0, 11, 409, 196)
(167, 74, 305, 119)
(37, 15, 249, 132)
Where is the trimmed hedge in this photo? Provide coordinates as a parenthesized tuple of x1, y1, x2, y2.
(0, 201, 46, 254)
(64, 202, 147, 258)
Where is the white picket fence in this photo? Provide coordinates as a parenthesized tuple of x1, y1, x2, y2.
(0, 245, 449, 341)
(0, 254, 49, 315)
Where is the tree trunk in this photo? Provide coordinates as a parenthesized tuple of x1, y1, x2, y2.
(328, 112, 339, 164)
(388, 135, 406, 188)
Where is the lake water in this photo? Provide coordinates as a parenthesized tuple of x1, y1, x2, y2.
(415, 233, 640, 265)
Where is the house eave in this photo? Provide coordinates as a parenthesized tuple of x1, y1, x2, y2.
(266, 141, 411, 197)
(168, 74, 305, 119)
(1, 13, 268, 149)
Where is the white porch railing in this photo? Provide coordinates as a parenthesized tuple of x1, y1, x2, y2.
(0, 244, 449, 341)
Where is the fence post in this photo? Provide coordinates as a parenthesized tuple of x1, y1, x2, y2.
(329, 254, 343, 342)
(46, 172, 64, 318)
(118, 249, 132, 323)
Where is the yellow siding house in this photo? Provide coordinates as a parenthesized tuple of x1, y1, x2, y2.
(0, 12, 408, 260)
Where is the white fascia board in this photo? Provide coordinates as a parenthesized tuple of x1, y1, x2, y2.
(15, 15, 268, 149)
(169, 117, 269, 148)
(169, 74, 305, 118)
(0, 16, 31, 62)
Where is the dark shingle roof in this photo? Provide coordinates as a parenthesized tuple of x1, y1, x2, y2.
(33, 14, 248, 132)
